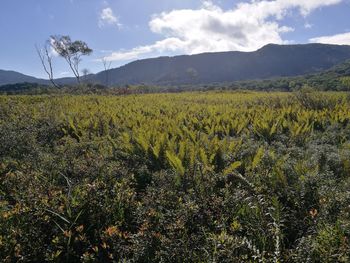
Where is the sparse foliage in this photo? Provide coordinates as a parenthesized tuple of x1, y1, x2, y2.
(50, 35, 93, 84)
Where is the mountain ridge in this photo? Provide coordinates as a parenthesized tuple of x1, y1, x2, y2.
(0, 69, 48, 86)
(93, 43, 350, 85)
(2, 43, 350, 87)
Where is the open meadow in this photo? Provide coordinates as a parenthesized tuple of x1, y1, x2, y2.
(1, 91, 350, 262)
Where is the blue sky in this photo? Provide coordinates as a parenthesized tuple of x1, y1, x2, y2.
(1, 0, 350, 78)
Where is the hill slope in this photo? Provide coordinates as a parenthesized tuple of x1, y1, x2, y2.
(2, 43, 350, 87)
(93, 43, 350, 86)
(0, 70, 48, 86)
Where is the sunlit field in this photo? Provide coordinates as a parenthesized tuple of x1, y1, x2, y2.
(1, 91, 350, 262)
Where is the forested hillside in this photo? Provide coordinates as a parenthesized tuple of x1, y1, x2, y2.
(0, 70, 47, 86)
(2, 43, 350, 88)
(93, 43, 350, 85)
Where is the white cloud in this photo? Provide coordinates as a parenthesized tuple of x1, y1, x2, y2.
(103, 38, 184, 61)
(310, 32, 350, 45)
(59, 71, 70, 76)
(99, 7, 122, 29)
(304, 23, 313, 29)
(104, 0, 343, 61)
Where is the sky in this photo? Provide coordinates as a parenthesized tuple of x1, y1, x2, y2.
(1, 0, 350, 79)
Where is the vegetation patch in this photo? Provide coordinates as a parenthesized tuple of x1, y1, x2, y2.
(1, 91, 350, 262)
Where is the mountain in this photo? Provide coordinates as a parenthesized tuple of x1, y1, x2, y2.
(0, 70, 48, 86)
(2, 43, 350, 87)
(92, 43, 350, 86)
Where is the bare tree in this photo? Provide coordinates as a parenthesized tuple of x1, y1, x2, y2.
(50, 35, 93, 84)
(101, 57, 112, 86)
(35, 42, 59, 88)
(81, 68, 90, 83)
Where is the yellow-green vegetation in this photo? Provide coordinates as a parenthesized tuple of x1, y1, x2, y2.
(1, 91, 350, 262)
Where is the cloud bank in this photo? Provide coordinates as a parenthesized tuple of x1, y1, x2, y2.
(104, 0, 343, 62)
(310, 32, 350, 45)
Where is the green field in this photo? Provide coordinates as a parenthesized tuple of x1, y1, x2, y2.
(1, 91, 350, 262)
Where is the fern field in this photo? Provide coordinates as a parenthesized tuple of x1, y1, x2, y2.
(1, 91, 350, 262)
